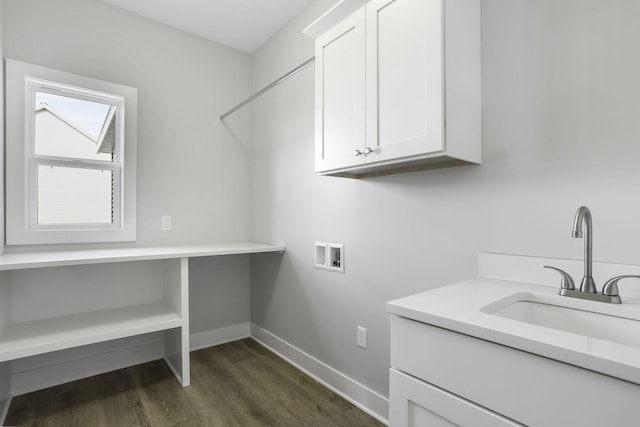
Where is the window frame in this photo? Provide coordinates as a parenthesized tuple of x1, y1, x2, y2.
(27, 78, 124, 230)
(5, 59, 137, 245)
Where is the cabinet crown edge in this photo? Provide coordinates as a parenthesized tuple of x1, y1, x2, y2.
(303, 0, 369, 39)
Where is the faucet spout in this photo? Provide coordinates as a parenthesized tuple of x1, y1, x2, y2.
(572, 206, 596, 293)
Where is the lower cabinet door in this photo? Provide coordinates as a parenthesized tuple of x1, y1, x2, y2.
(389, 368, 522, 427)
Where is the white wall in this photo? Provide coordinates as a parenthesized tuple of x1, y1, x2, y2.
(1, 0, 255, 392)
(3, 0, 640, 417)
(249, 0, 640, 415)
(2, 0, 254, 323)
(2, 0, 252, 249)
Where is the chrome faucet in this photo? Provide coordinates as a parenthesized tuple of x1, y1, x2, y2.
(572, 206, 596, 293)
(544, 206, 640, 304)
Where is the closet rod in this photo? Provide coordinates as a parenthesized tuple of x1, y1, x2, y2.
(220, 56, 316, 120)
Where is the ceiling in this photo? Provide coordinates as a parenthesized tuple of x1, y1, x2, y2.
(101, 0, 314, 53)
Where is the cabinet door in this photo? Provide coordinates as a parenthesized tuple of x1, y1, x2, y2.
(315, 9, 366, 173)
(366, 0, 444, 164)
(389, 368, 522, 427)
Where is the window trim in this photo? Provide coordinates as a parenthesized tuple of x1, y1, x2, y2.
(5, 58, 137, 245)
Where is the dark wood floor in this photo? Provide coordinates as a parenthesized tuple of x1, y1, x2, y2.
(6, 339, 385, 427)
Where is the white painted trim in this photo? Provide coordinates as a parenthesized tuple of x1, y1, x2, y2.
(10, 338, 163, 396)
(250, 324, 389, 425)
(190, 323, 250, 351)
(6, 321, 252, 399)
(4, 324, 386, 424)
(0, 242, 284, 271)
(303, 0, 368, 39)
(0, 396, 12, 426)
(163, 352, 184, 387)
(5, 58, 137, 245)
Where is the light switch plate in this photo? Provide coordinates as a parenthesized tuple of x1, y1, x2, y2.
(357, 326, 367, 349)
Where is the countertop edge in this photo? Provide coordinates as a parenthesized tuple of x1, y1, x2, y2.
(387, 279, 640, 386)
(0, 242, 285, 270)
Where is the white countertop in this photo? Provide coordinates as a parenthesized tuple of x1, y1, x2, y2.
(387, 278, 640, 385)
(0, 242, 285, 271)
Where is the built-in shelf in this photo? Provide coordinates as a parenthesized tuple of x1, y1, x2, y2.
(0, 242, 285, 271)
(0, 240, 285, 420)
(0, 302, 181, 363)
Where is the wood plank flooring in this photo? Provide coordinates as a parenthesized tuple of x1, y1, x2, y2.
(5, 339, 385, 426)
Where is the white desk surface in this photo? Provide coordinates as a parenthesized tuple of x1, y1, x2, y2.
(0, 242, 285, 271)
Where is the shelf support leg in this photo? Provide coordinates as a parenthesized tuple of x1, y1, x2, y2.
(163, 257, 190, 387)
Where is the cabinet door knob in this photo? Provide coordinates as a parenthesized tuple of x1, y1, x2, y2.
(354, 149, 363, 157)
(364, 147, 373, 155)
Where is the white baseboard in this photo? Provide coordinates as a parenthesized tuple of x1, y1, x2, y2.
(7, 323, 252, 399)
(190, 323, 250, 351)
(10, 336, 164, 396)
(4, 323, 389, 426)
(250, 324, 389, 425)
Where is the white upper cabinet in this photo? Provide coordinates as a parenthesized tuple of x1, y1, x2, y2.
(314, 9, 366, 172)
(366, 0, 444, 162)
(305, 0, 481, 178)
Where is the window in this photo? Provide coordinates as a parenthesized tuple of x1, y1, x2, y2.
(5, 59, 137, 245)
(30, 80, 122, 229)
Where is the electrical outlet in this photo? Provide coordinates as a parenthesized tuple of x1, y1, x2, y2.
(357, 326, 367, 349)
(161, 216, 172, 230)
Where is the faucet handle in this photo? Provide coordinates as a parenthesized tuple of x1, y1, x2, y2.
(602, 275, 640, 297)
(544, 266, 575, 290)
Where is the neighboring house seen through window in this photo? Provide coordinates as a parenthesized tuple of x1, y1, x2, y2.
(33, 89, 120, 227)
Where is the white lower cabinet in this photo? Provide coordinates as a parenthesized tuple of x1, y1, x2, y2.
(390, 368, 520, 427)
(389, 314, 640, 427)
